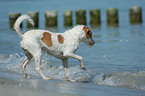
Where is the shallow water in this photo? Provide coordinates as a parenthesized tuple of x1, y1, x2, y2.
(0, 0, 145, 95)
(1, 53, 145, 92)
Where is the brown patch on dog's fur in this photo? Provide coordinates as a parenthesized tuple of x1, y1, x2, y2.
(83, 26, 92, 39)
(57, 34, 64, 44)
(41, 32, 53, 47)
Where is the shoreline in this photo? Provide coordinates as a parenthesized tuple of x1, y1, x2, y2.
(0, 71, 145, 96)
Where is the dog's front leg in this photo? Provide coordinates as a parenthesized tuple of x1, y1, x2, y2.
(62, 59, 69, 79)
(63, 53, 86, 70)
(62, 58, 75, 82)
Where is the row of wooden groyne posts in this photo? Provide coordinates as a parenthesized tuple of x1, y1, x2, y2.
(9, 6, 143, 28)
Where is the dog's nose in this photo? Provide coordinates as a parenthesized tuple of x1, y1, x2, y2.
(89, 38, 95, 46)
(92, 39, 95, 45)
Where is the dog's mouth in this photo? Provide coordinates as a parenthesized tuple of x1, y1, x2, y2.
(89, 42, 95, 46)
(88, 41, 95, 46)
(86, 38, 95, 46)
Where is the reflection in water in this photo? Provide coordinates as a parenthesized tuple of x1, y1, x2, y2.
(107, 27, 120, 42)
(130, 24, 143, 36)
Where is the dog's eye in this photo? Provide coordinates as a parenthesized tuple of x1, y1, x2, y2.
(86, 30, 92, 38)
(87, 31, 92, 37)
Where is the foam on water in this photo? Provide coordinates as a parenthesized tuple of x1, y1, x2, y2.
(0, 53, 145, 90)
(0, 53, 90, 81)
(87, 72, 145, 90)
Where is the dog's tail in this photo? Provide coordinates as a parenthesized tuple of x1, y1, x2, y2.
(14, 15, 34, 39)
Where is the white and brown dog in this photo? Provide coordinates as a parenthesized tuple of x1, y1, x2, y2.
(14, 15, 95, 81)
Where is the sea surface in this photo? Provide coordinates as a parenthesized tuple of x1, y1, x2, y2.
(0, 0, 145, 96)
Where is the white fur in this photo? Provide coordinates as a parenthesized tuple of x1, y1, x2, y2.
(14, 15, 95, 81)
(14, 15, 34, 39)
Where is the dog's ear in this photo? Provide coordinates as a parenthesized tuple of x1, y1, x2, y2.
(83, 26, 92, 38)
(83, 26, 88, 33)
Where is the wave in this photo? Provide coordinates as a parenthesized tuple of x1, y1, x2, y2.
(87, 72, 145, 90)
(0, 53, 145, 90)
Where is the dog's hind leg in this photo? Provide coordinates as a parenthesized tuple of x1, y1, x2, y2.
(21, 49, 33, 78)
(32, 48, 51, 80)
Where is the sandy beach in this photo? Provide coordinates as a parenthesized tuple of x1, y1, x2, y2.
(0, 71, 145, 96)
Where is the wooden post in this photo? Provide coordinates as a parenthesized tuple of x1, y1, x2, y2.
(9, 12, 21, 28)
(45, 11, 57, 27)
(64, 11, 72, 26)
(129, 6, 142, 24)
(90, 9, 101, 27)
(76, 10, 86, 25)
(107, 8, 119, 27)
(27, 11, 39, 28)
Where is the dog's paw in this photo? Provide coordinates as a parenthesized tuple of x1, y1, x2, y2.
(24, 73, 31, 78)
(65, 77, 75, 82)
(82, 66, 86, 70)
(43, 77, 51, 80)
(67, 78, 75, 82)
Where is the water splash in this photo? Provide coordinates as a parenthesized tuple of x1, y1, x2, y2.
(0, 53, 145, 90)
(86, 71, 145, 90)
(0, 53, 90, 81)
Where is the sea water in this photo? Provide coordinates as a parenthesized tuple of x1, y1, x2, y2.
(0, 0, 145, 95)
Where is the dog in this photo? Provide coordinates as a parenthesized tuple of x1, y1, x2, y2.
(14, 15, 95, 81)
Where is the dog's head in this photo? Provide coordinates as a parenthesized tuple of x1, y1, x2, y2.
(82, 26, 95, 46)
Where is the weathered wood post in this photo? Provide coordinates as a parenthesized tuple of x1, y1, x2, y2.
(129, 6, 142, 24)
(27, 11, 39, 28)
(76, 10, 86, 25)
(45, 11, 57, 27)
(9, 12, 21, 28)
(64, 11, 72, 26)
(107, 8, 119, 27)
(90, 9, 101, 27)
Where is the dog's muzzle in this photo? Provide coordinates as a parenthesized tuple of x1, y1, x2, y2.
(87, 38, 95, 46)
